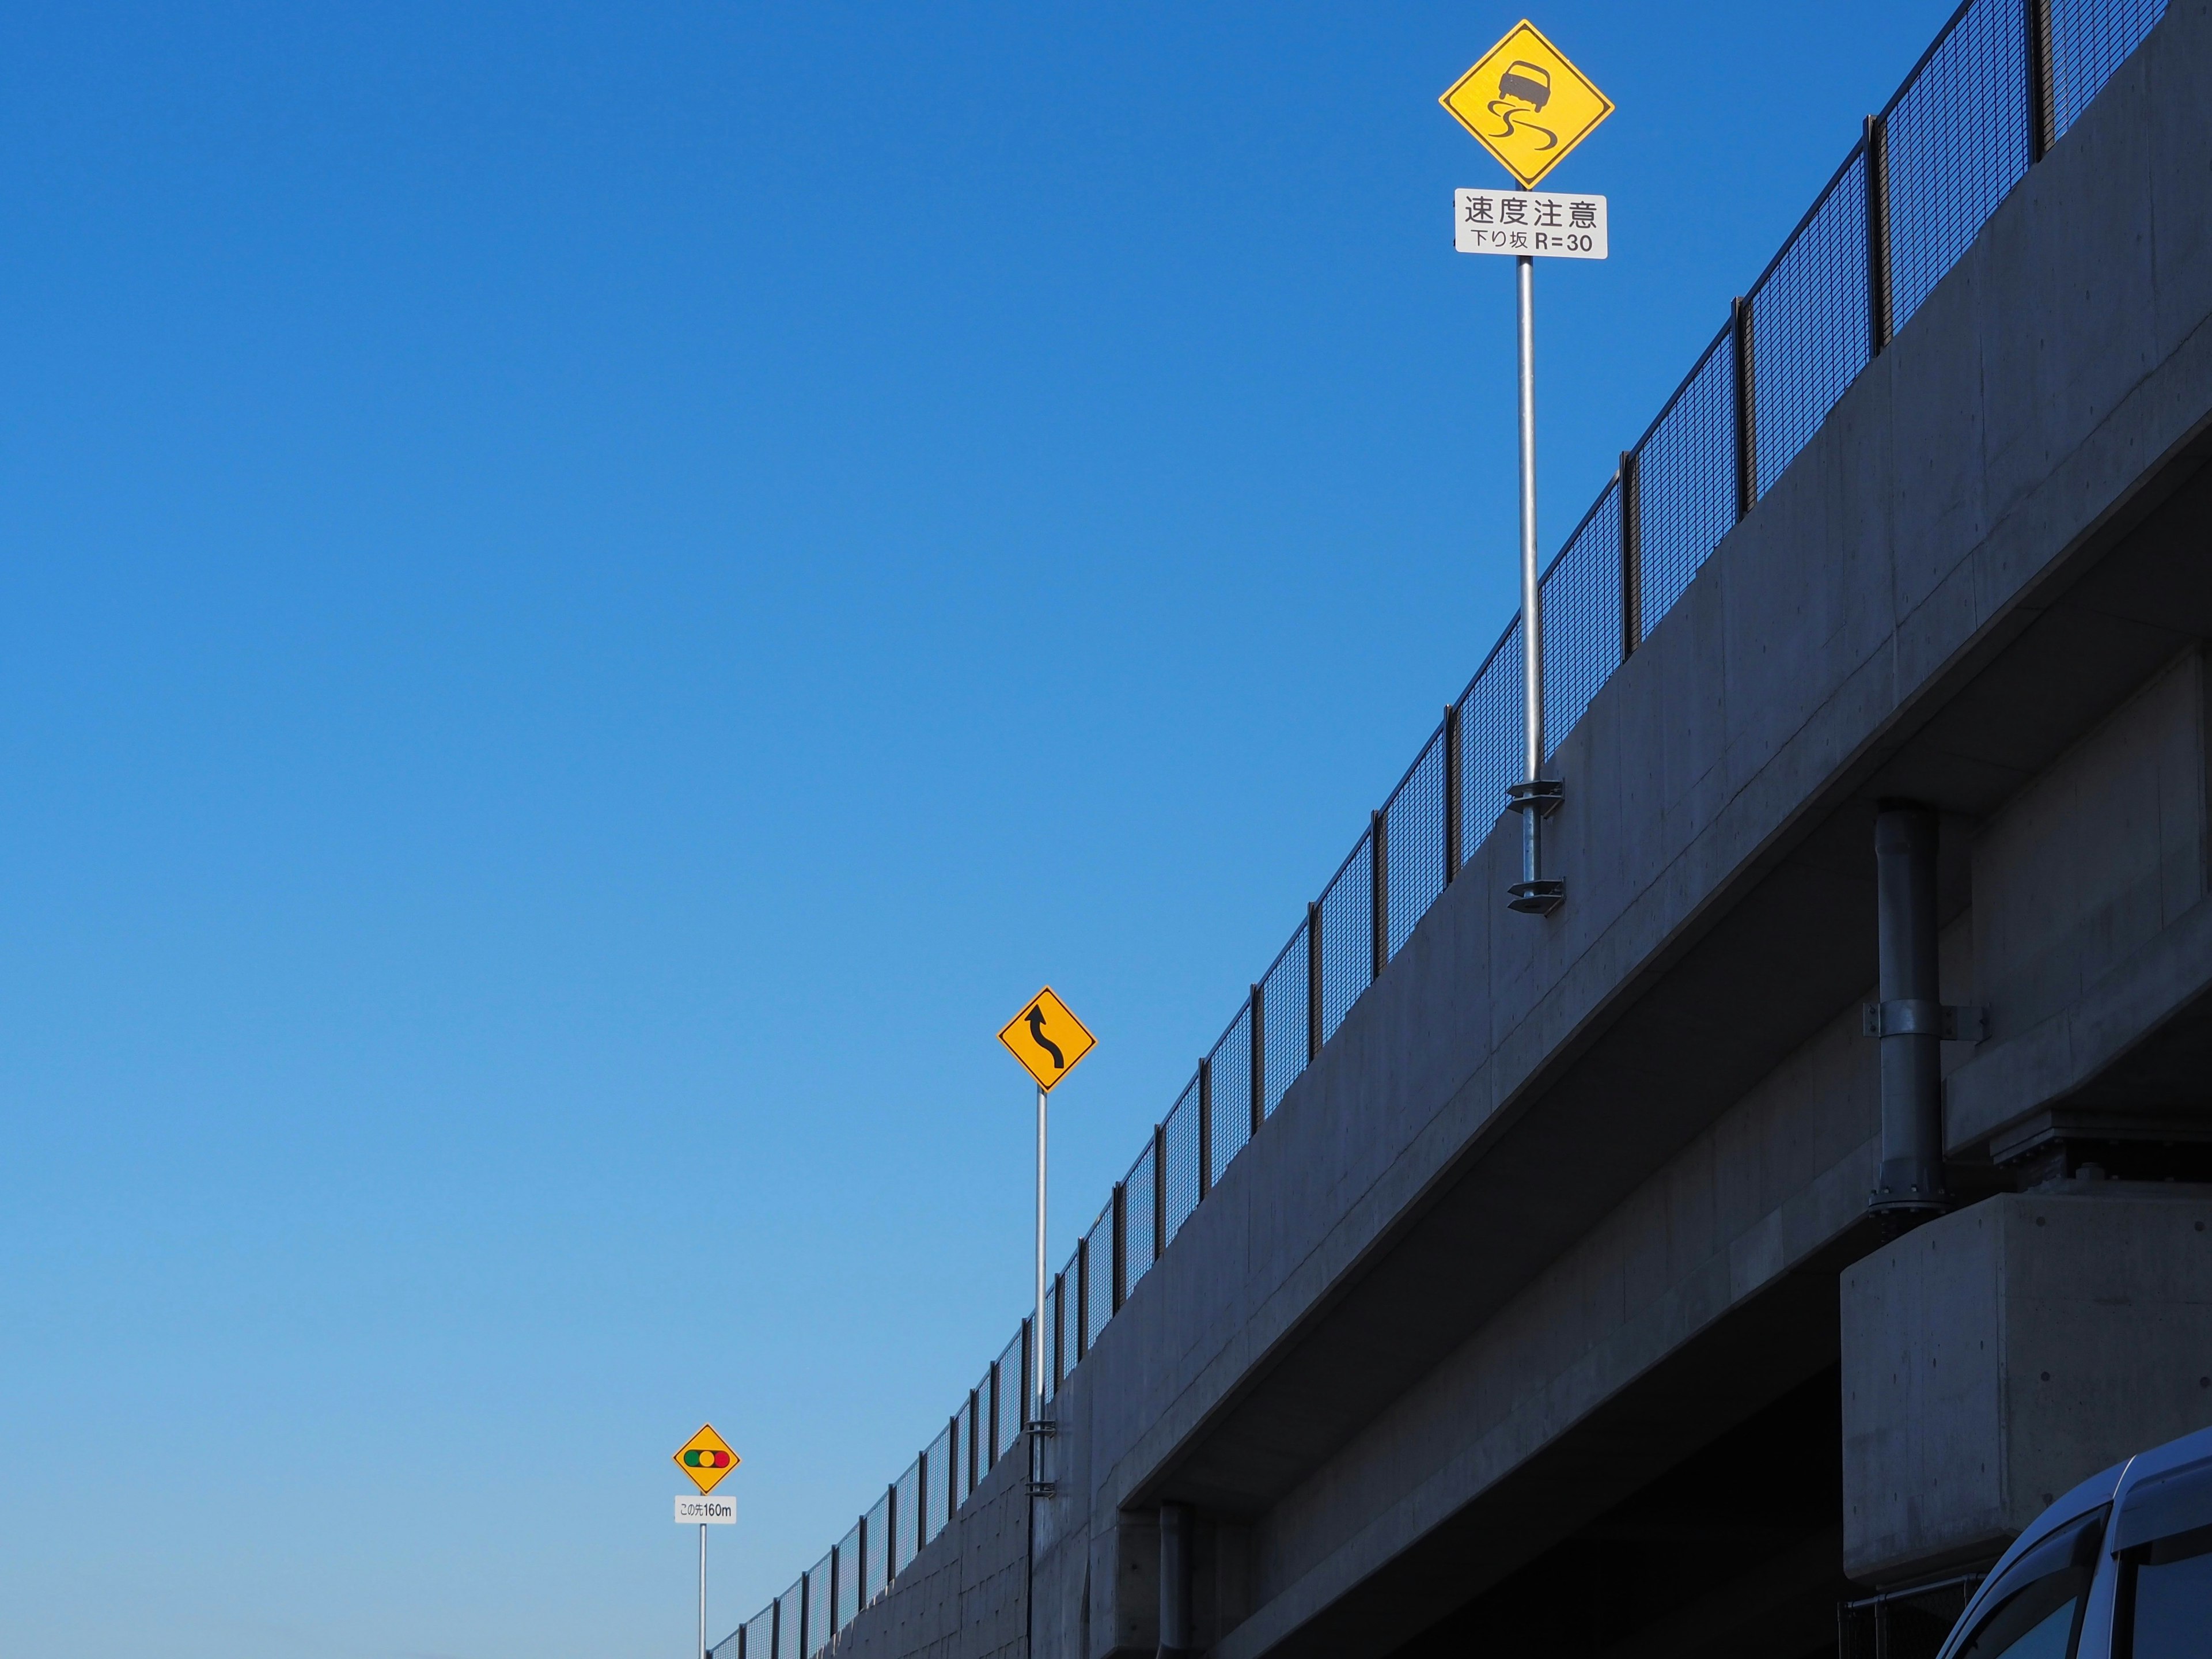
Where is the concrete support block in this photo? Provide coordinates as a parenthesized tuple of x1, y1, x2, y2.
(1841, 1191, 2212, 1584)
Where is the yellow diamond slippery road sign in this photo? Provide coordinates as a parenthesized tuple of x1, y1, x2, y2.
(1440, 20, 1613, 191)
(998, 986, 1097, 1093)
(675, 1424, 740, 1495)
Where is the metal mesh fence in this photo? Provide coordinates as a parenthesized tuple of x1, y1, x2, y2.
(862, 1494, 889, 1604)
(835, 1524, 859, 1630)
(1540, 484, 1624, 759)
(1207, 1009, 1253, 1183)
(892, 1460, 918, 1573)
(1124, 1140, 1157, 1289)
(1259, 920, 1309, 1116)
(951, 1395, 970, 1505)
(1062, 1245, 1084, 1368)
(805, 1555, 833, 1656)
(1084, 1209, 1113, 1350)
(919, 1427, 950, 1546)
(1386, 733, 1447, 959)
(1887, 0, 2031, 331)
(1750, 153, 1872, 497)
(1317, 836, 1372, 1045)
(1635, 328, 1737, 631)
(1162, 1077, 1202, 1243)
(1052, 1265, 1070, 1397)
(714, 6, 2176, 1650)
(2052, 0, 2168, 135)
(776, 1580, 803, 1659)
(994, 1329, 1025, 1459)
(1457, 624, 1522, 851)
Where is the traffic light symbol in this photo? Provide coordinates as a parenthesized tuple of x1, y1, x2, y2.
(674, 1424, 740, 1493)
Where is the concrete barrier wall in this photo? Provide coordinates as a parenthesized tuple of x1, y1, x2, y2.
(836, 1449, 1028, 1659)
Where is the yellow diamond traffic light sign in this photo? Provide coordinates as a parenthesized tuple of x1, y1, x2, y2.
(998, 986, 1096, 1092)
(675, 1423, 740, 1495)
(1440, 20, 1613, 190)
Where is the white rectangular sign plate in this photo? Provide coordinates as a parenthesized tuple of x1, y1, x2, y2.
(676, 1495, 737, 1524)
(1453, 190, 1607, 259)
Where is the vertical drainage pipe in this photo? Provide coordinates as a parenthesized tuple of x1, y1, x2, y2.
(1869, 801, 1949, 1219)
(1157, 1503, 1194, 1659)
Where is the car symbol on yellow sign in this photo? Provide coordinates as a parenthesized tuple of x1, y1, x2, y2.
(997, 987, 1097, 1092)
(674, 1424, 740, 1495)
(1440, 20, 1613, 191)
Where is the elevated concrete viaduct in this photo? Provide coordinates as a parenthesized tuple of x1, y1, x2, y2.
(838, 7, 2212, 1659)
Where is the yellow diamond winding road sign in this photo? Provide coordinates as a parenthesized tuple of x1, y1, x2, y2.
(675, 1424, 740, 1495)
(1440, 20, 1613, 190)
(998, 986, 1096, 1092)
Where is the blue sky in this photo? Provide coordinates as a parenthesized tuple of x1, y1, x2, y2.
(0, 3, 1959, 1654)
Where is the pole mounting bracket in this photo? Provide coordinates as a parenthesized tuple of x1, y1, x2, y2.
(1861, 1000, 1986, 1042)
(1505, 778, 1564, 817)
(1506, 879, 1565, 914)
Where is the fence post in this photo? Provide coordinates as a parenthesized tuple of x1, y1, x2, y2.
(1111, 1180, 1127, 1312)
(1052, 1270, 1065, 1391)
(798, 1567, 810, 1659)
(915, 1450, 928, 1552)
(1305, 901, 1323, 1060)
(1075, 1236, 1090, 1359)
(1248, 982, 1265, 1134)
(1863, 116, 1893, 355)
(857, 1515, 868, 1615)
(830, 1545, 839, 1639)
(885, 1480, 899, 1586)
(1731, 295, 1758, 518)
(946, 1414, 961, 1523)
(2026, 0, 2055, 161)
(1369, 809, 1388, 982)
(771, 1593, 782, 1659)
(1152, 1123, 1168, 1257)
(1442, 708, 1463, 884)
(987, 1358, 1000, 1468)
(1196, 1058, 1213, 1198)
(1017, 1317, 1032, 1431)
(1619, 451, 1643, 657)
(965, 1390, 979, 1496)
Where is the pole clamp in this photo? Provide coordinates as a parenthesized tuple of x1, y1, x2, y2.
(1026, 1480, 1058, 1498)
(1505, 778, 1565, 817)
(1861, 999, 1986, 1042)
(1025, 1418, 1056, 1437)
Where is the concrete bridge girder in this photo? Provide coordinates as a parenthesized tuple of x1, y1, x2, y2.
(836, 8, 2212, 1659)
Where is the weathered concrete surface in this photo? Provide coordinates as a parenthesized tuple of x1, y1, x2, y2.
(827, 6, 2212, 1658)
(1948, 647, 2212, 1155)
(838, 1450, 1027, 1659)
(1842, 1192, 2212, 1583)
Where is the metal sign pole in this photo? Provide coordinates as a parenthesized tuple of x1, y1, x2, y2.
(1518, 250, 1541, 803)
(698, 1521, 708, 1659)
(1032, 1079, 1047, 1437)
(1505, 244, 1565, 911)
(1518, 252, 1543, 883)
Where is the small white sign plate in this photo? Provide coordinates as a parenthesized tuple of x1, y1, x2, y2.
(677, 1495, 737, 1524)
(1454, 189, 1608, 259)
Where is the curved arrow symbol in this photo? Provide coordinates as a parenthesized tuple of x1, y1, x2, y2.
(1027, 1005, 1065, 1070)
